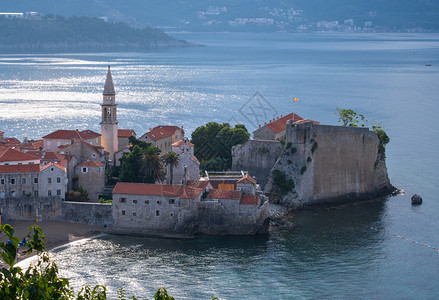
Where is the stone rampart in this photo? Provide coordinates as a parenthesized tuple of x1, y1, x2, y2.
(232, 139, 283, 187)
(264, 122, 393, 208)
(62, 202, 112, 226)
(0, 197, 112, 226)
(0, 197, 63, 221)
(196, 200, 269, 235)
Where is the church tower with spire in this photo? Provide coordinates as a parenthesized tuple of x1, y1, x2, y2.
(100, 65, 118, 165)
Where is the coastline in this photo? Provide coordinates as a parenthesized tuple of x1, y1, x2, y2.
(0, 220, 105, 264)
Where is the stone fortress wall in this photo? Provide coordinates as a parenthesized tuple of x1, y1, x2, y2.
(233, 122, 393, 208)
(0, 197, 112, 226)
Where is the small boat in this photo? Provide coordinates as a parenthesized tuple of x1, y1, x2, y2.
(425, 64, 432, 66)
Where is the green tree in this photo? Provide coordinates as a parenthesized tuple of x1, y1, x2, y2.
(162, 151, 180, 185)
(141, 146, 166, 183)
(0, 224, 180, 299)
(119, 145, 145, 183)
(335, 107, 367, 127)
(336, 108, 390, 153)
(191, 122, 249, 171)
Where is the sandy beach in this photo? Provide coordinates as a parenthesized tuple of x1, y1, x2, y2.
(1, 220, 105, 264)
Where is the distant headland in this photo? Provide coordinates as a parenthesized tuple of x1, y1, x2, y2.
(0, 15, 198, 52)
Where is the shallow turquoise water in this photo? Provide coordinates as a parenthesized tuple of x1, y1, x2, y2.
(4, 32, 439, 298)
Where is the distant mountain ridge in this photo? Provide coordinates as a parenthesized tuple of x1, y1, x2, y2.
(2, 0, 439, 32)
(0, 15, 193, 51)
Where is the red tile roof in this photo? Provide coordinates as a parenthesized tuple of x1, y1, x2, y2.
(118, 129, 136, 138)
(237, 174, 256, 184)
(113, 182, 203, 199)
(240, 194, 260, 205)
(3, 137, 21, 145)
(145, 126, 182, 141)
(0, 164, 40, 174)
(294, 119, 320, 125)
(78, 160, 105, 167)
(0, 148, 40, 163)
(172, 139, 194, 147)
(40, 162, 66, 172)
(265, 112, 304, 134)
(208, 189, 242, 200)
(43, 129, 100, 140)
(186, 180, 210, 189)
(27, 151, 62, 161)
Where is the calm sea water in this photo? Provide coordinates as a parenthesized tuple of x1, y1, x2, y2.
(7, 32, 439, 299)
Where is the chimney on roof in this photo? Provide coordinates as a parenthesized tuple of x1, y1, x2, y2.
(277, 116, 279, 120)
(264, 122, 267, 125)
(259, 124, 261, 128)
(281, 114, 283, 118)
(149, 128, 152, 132)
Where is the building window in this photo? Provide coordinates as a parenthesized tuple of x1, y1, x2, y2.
(169, 199, 175, 205)
(11, 178, 15, 185)
(34, 177, 38, 184)
(48, 178, 52, 184)
(119, 198, 126, 203)
(121, 210, 125, 216)
(34, 190, 38, 197)
(48, 190, 52, 196)
(133, 212, 137, 217)
(22, 191, 26, 196)
(11, 191, 16, 197)
(157, 200, 161, 205)
(21, 178, 26, 184)
(156, 210, 160, 216)
(145, 200, 149, 205)
(51, 167, 54, 171)
(133, 199, 137, 204)
(0, 179, 4, 185)
(170, 213, 174, 217)
(82, 167, 88, 173)
(56, 189, 61, 196)
(57, 177, 61, 183)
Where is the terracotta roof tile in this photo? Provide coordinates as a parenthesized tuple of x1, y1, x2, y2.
(208, 189, 242, 200)
(3, 137, 21, 145)
(186, 180, 209, 189)
(265, 112, 304, 134)
(43, 129, 100, 140)
(294, 119, 320, 125)
(237, 174, 256, 184)
(78, 160, 105, 167)
(113, 182, 203, 199)
(240, 194, 260, 205)
(118, 129, 135, 138)
(0, 164, 40, 174)
(172, 139, 194, 147)
(145, 126, 182, 141)
(0, 148, 40, 163)
(40, 162, 66, 172)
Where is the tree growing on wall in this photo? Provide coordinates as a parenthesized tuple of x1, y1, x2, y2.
(335, 107, 390, 153)
(191, 122, 250, 171)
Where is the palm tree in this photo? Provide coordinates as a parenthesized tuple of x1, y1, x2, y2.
(163, 151, 180, 185)
(141, 147, 166, 183)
